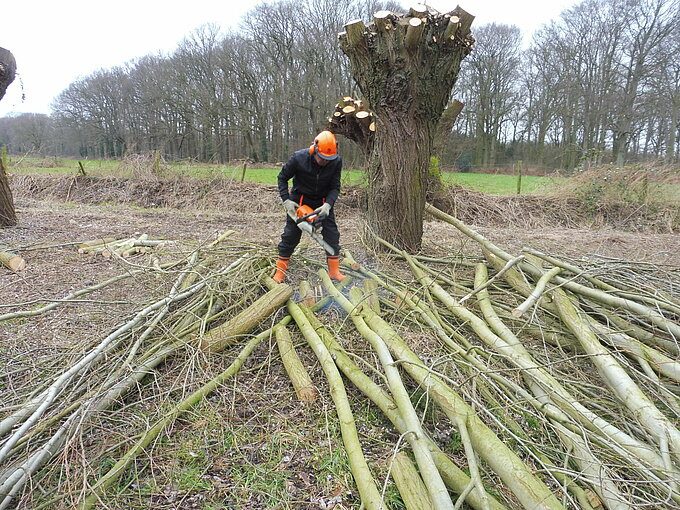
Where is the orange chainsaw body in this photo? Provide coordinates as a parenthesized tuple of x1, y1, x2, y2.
(296, 204, 317, 222)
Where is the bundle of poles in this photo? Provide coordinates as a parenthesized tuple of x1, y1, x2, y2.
(77, 234, 167, 258)
(1, 205, 679, 510)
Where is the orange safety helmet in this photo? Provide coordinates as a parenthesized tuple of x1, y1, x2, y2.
(309, 130, 338, 161)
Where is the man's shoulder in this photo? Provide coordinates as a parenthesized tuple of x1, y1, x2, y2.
(282, 149, 310, 168)
(281, 149, 310, 173)
(291, 148, 310, 161)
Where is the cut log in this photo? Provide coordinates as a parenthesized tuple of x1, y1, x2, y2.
(344, 20, 366, 48)
(275, 324, 319, 402)
(201, 282, 293, 352)
(326, 95, 376, 158)
(444, 16, 460, 40)
(374, 11, 393, 32)
(299, 280, 316, 307)
(77, 238, 117, 250)
(409, 4, 429, 18)
(363, 279, 381, 313)
(0, 249, 26, 271)
(433, 100, 465, 158)
(391, 451, 433, 510)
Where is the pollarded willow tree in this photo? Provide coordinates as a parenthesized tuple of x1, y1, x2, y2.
(339, 5, 474, 251)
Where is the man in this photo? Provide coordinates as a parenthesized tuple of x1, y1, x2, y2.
(273, 130, 346, 283)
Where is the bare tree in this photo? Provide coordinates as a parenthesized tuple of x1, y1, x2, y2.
(459, 23, 521, 167)
(9, 0, 679, 169)
(610, 0, 679, 166)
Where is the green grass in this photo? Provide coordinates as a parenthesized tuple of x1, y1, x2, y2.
(9, 156, 566, 195)
(8, 157, 120, 176)
(441, 171, 566, 194)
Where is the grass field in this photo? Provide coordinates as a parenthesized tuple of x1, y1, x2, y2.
(8, 156, 567, 195)
(441, 171, 565, 194)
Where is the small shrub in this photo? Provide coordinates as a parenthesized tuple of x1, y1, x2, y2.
(118, 151, 169, 180)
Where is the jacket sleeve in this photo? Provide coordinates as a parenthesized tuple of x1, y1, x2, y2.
(325, 157, 342, 207)
(277, 156, 296, 202)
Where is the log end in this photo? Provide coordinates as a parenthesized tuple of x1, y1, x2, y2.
(297, 385, 320, 402)
(1, 250, 27, 271)
(8, 255, 27, 271)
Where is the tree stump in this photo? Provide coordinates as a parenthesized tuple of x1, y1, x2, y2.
(339, 7, 474, 251)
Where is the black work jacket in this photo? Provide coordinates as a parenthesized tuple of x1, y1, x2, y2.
(277, 149, 342, 207)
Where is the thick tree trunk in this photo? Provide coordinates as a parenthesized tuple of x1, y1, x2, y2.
(0, 162, 17, 226)
(0, 48, 17, 227)
(339, 8, 474, 252)
(370, 112, 432, 249)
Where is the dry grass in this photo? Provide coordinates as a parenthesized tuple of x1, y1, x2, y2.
(11, 167, 680, 234)
(427, 164, 680, 233)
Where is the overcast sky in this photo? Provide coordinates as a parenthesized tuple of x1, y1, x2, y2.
(0, 0, 579, 117)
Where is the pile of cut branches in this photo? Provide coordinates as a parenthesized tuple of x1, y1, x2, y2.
(77, 234, 167, 258)
(1, 206, 679, 510)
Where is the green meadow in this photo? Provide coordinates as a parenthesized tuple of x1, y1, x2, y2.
(8, 157, 565, 195)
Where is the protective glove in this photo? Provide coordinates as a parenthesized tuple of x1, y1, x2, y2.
(315, 202, 331, 220)
(283, 199, 298, 217)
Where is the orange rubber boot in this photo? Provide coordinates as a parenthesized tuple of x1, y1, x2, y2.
(327, 255, 346, 281)
(272, 256, 290, 283)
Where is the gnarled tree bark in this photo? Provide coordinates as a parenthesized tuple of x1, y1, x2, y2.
(0, 47, 17, 227)
(339, 6, 474, 251)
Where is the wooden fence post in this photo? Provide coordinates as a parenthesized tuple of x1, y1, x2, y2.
(516, 160, 523, 195)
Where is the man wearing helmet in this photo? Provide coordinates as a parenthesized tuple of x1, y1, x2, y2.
(273, 130, 346, 283)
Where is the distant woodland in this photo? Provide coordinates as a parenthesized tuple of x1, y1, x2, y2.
(0, 0, 678, 171)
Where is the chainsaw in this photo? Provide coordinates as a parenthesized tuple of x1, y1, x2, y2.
(287, 204, 335, 255)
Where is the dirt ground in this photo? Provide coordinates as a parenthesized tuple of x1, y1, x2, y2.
(3, 187, 679, 343)
(5, 184, 679, 286)
(2, 182, 679, 509)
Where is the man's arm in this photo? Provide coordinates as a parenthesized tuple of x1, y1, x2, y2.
(325, 157, 342, 207)
(277, 157, 296, 202)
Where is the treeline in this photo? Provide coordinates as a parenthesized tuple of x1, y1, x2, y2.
(0, 0, 678, 171)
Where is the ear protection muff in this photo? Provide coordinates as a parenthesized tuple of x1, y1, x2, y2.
(309, 143, 315, 155)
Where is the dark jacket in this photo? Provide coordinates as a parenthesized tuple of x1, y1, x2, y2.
(277, 149, 342, 207)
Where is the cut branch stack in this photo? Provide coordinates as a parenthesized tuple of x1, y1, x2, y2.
(2, 210, 679, 509)
(326, 95, 376, 158)
(77, 234, 166, 258)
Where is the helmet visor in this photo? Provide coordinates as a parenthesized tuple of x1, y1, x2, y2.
(317, 151, 338, 161)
